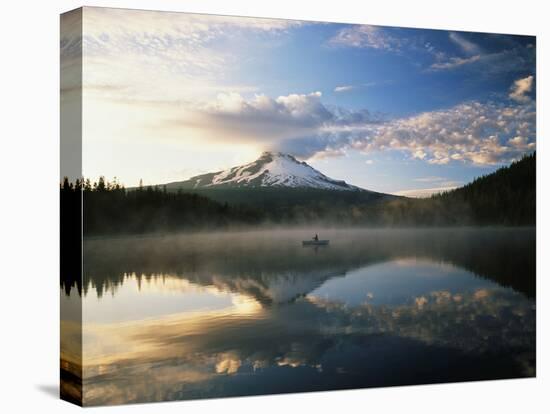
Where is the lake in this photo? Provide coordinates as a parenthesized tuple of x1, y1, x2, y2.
(61, 227, 536, 406)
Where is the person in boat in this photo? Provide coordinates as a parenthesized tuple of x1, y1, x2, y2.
(313, 233, 319, 241)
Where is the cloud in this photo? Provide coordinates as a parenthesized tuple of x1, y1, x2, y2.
(174, 91, 381, 145)
(413, 176, 447, 183)
(428, 47, 535, 74)
(60, 10, 83, 99)
(334, 85, 354, 93)
(329, 25, 404, 52)
(82, 6, 302, 45)
(166, 87, 536, 167)
(329, 25, 534, 77)
(329, 24, 451, 64)
(509, 75, 534, 102)
(278, 100, 536, 165)
(395, 177, 464, 198)
(196, 91, 333, 139)
(429, 55, 481, 70)
(328, 25, 448, 63)
(393, 185, 461, 198)
(75, 7, 306, 104)
(161, 83, 535, 167)
(328, 26, 471, 69)
(333, 81, 391, 93)
(449, 32, 482, 55)
(359, 100, 536, 165)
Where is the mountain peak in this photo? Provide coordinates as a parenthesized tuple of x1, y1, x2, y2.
(170, 151, 363, 191)
(259, 151, 298, 162)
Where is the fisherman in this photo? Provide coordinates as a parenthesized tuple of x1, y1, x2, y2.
(313, 233, 319, 241)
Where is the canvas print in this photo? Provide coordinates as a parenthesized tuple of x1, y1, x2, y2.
(60, 7, 536, 406)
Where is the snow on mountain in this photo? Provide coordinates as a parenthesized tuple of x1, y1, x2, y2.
(177, 152, 361, 191)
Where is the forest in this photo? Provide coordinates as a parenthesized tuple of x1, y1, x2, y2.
(370, 152, 536, 226)
(71, 178, 261, 234)
(60, 152, 535, 237)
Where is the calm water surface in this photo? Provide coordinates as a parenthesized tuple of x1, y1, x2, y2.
(61, 228, 535, 406)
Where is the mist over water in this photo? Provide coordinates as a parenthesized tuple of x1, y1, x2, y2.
(61, 227, 535, 406)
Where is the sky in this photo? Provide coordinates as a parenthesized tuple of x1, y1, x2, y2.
(61, 7, 536, 196)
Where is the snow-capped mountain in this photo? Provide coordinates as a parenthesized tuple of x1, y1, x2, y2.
(170, 152, 361, 191)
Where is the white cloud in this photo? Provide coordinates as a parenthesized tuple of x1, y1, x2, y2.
(176, 91, 382, 144)
(509, 75, 534, 103)
(428, 47, 534, 74)
(358, 101, 535, 165)
(429, 55, 481, 70)
(204, 91, 331, 125)
(508, 136, 530, 147)
(329, 25, 403, 52)
(334, 85, 354, 93)
(449, 32, 481, 55)
(334, 81, 391, 93)
(82, 6, 302, 42)
(170, 91, 336, 144)
(413, 176, 446, 183)
(393, 185, 461, 198)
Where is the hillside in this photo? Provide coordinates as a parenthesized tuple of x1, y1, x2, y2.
(176, 186, 394, 212)
(378, 152, 536, 226)
(435, 152, 536, 225)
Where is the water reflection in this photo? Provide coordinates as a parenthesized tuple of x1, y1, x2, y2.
(61, 228, 535, 406)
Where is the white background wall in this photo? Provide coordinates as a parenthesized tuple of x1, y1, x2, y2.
(0, 0, 547, 412)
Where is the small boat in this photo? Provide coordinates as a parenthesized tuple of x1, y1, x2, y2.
(302, 240, 329, 246)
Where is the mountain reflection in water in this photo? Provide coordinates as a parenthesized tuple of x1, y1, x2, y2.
(61, 228, 535, 406)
